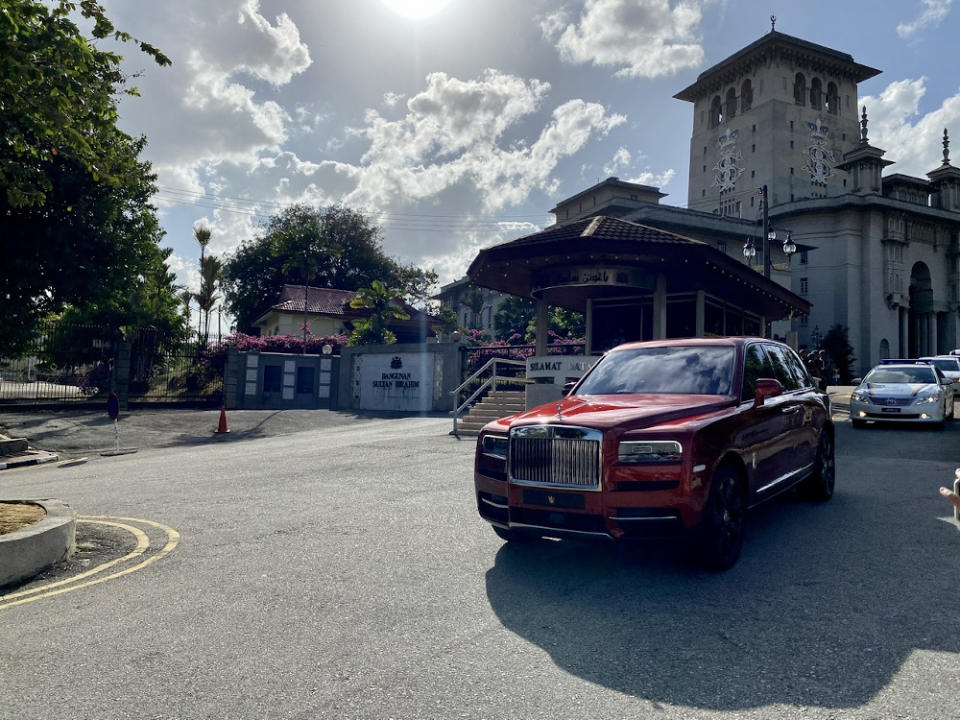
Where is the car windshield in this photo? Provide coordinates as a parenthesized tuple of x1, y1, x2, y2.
(930, 358, 960, 372)
(864, 367, 937, 384)
(575, 346, 736, 395)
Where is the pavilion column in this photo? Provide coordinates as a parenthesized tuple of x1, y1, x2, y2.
(585, 298, 594, 355)
(535, 299, 549, 355)
(695, 290, 705, 337)
(652, 274, 667, 339)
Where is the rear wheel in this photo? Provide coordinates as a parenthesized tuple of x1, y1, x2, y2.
(801, 431, 835, 501)
(851, 419, 865, 429)
(694, 465, 746, 571)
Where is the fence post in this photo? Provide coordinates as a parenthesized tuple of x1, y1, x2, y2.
(113, 341, 131, 410)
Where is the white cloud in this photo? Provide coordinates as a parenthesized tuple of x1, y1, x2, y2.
(327, 70, 625, 213)
(603, 146, 632, 175)
(860, 78, 960, 176)
(541, 0, 705, 78)
(625, 167, 676, 188)
(234, 0, 312, 85)
(420, 221, 544, 286)
(897, 0, 953, 39)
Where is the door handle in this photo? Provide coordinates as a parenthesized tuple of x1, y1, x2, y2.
(781, 406, 802, 415)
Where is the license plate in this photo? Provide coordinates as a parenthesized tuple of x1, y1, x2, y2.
(881, 407, 901, 413)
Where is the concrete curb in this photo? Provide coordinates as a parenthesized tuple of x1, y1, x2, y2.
(0, 499, 76, 589)
(0, 450, 59, 471)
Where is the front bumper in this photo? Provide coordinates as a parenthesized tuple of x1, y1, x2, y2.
(849, 398, 944, 423)
(475, 471, 699, 541)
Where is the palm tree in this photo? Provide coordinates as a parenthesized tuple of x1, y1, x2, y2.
(194, 225, 212, 339)
(348, 280, 410, 345)
(195, 255, 222, 347)
(461, 289, 487, 329)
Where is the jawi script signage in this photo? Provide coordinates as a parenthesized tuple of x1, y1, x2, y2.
(353, 352, 436, 412)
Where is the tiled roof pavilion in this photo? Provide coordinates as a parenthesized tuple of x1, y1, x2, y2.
(468, 216, 809, 323)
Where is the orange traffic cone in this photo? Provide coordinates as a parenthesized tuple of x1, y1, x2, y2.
(215, 405, 230, 434)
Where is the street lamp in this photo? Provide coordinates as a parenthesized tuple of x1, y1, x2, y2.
(742, 186, 796, 275)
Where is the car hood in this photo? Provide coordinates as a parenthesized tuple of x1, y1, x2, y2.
(504, 393, 736, 431)
(859, 382, 937, 397)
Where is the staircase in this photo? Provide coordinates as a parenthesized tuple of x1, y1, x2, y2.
(455, 390, 526, 436)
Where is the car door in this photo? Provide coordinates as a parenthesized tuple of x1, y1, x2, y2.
(758, 343, 808, 494)
(778, 345, 821, 470)
(738, 342, 791, 498)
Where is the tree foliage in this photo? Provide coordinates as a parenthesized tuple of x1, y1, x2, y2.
(348, 280, 410, 346)
(492, 297, 585, 342)
(222, 205, 437, 332)
(0, 0, 176, 357)
(823, 324, 856, 383)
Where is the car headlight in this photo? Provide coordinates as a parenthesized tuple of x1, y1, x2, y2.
(481, 433, 509, 459)
(851, 389, 870, 402)
(618, 440, 682, 465)
(914, 391, 941, 405)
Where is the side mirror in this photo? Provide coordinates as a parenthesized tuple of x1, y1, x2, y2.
(561, 381, 576, 396)
(754, 378, 784, 406)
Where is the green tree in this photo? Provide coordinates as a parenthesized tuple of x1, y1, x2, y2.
(494, 296, 536, 340)
(461, 290, 487, 329)
(0, 0, 168, 209)
(193, 225, 212, 339)
(348, 281, 410, 346)
(823, 324, 856, 383)
(195, 255, 223, 346)
(0, 0, 170, 357)
(222, 205, 436, 332)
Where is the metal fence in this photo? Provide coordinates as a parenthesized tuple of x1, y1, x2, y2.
(0, 324, 225, 407)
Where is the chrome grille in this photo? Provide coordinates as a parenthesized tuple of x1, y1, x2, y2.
(871, 397, 911, 406)
(509, 425, 602, 490)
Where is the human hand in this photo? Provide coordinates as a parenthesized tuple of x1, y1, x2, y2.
(940, 486, 960, 513)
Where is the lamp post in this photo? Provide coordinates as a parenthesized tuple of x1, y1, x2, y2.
(743, 186, 796, 273)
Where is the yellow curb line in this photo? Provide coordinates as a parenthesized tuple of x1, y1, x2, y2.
(0, 520, 149, 602)
(0, 516, 179, 611)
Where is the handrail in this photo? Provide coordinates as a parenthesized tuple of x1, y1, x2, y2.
(451, 357, 527, 437)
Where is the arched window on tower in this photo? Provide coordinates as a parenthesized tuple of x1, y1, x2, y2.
(809, 78, 822, 110)
(826, 82, 838, 115)
(725, 87, 737, 120)
(740, 79, 753, 112)
(794, 73, 806, 105)
(710, 95, 722, 127)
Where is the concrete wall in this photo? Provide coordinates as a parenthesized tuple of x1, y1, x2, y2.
(338, 342, 461, 413)
(226, 350, 340, 410)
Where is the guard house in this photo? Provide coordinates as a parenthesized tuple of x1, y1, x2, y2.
(467, 215, 809, 355)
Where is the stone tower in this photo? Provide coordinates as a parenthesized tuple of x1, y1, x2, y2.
(674, 26, 880, 215)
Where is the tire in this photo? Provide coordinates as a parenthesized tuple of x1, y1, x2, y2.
(801, 430, 835, 501)
(851, 419, 865, 429)
(694, 465, 746, 571)
(492, 525, 535, 543)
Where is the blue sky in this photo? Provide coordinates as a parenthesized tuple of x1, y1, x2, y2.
(96, 0, 959, 322)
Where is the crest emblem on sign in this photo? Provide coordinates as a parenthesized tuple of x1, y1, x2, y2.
(390, 356, 403, 369)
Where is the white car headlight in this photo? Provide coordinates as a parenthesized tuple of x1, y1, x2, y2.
(915, 391, 941, 405)
(480, 433, 509, 459)
(852, 389, 870, 402)
(618, 440, 682, 465)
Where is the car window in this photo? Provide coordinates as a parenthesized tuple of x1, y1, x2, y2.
(780, 346, 812, 388)
(741, 343, 775, 401)
(865, 366, 937, 384)
(930, 358, 960, 372)
(764, 344, 800, 391)
(575, 345, 736, 395)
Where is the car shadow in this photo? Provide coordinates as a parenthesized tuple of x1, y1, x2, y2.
(484, 483, 960, 711)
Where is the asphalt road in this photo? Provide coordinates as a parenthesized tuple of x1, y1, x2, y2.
(2, 410, 960, 719)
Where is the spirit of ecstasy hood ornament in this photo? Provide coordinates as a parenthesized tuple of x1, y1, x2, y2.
(556, 402, 563, 418)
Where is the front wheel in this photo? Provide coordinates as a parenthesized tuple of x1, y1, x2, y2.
(801, 430, 835, 501)
(693, 466, 746, 571)
(851, 419, 865, 429)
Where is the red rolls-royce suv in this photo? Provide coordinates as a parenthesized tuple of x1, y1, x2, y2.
(474, 337, 835, 570)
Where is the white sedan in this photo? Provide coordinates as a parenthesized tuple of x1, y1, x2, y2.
(850, 363, 955, 428)
(920, 356, 960, 400)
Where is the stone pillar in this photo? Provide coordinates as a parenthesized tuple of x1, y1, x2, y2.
(695, 291, 706, 337)
(652, 274, 667, 339)
(535, 299, 548, 355)
(930, 312, 938, 355)
(585, 298, 594, 355)
(223, 347, 240, 410)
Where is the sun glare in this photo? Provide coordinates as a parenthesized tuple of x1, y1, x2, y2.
(381, 0, 450, 19)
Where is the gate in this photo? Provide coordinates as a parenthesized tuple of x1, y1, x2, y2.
(0, 324, 225, 408)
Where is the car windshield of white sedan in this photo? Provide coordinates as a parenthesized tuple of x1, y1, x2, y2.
(865, 367, 936, 384)
(930, 358, 960, 372)
(575, 346, 736, 395)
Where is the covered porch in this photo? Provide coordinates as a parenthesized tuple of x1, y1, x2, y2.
(468, 216, 809, 355)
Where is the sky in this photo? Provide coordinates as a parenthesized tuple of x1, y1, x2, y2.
(92, 0, 960, 322)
